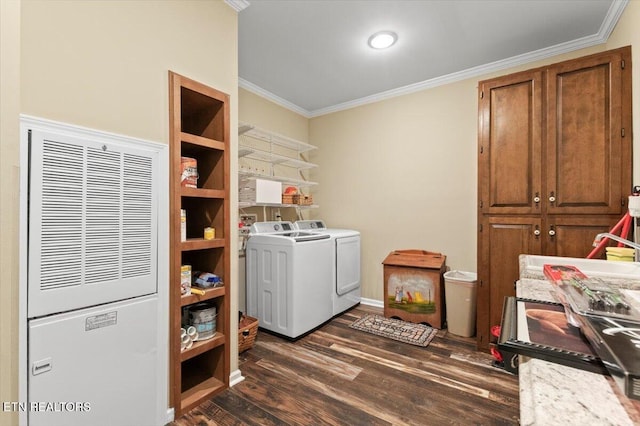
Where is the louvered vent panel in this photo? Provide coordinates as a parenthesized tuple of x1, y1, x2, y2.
(122, 153, 153, 279)
(27, 120, 161, 318)
(85, 147, 122, 283)
(632, 377, 640, 398)
(40, 140, 84, 290)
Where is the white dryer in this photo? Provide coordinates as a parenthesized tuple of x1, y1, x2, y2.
(294, 220, 361, 316)
(246, 221, 333, 338)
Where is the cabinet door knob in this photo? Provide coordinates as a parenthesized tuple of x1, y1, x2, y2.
(548, 228, 556, 236)
(534, 229, 541, 236)
(549, 191, 556, 203)
(534, 192, 541, 204)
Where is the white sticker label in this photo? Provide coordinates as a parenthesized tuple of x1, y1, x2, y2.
(85, 311, 117, 331)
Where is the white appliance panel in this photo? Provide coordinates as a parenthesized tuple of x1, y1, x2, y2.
(28, 295, 158, 426)
(246, 247, 259, 320)
(336, 236, 361, 296)
(247, 234, 332, 338)
(275, 249, 288, 331)
(28, 129, 158, 318)
(291, 220, 362, 316)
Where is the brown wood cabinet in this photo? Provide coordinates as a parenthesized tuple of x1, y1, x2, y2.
(477, 216, 541, 349)
(476, 46, 632, 351)
(169, 72, 231, 415)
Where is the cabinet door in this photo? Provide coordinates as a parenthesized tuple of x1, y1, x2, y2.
(477, 216, 542, 350)
(478, 70, 542, 215)
(546, 49, 629, 215)
(544, 215, 621, 259)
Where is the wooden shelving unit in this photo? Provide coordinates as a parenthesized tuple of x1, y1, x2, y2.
(169, 71, 230, 417)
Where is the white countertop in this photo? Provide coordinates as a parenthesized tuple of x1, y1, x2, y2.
(517, 256, 640, 425)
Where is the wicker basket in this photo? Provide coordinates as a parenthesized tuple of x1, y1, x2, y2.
(294, 194, 313, 205)
(282, 194, 296, 204)
(238, 314, 259, 353)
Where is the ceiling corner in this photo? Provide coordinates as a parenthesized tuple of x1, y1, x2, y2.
(599, 0, 629, 40)
(225, 0, 250, 13)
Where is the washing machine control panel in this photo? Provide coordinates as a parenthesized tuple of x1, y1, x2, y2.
(292, 220, 327, 231)
(250, 221, 294, 234)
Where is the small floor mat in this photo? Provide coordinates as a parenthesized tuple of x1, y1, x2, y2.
(349, 314, 438, 347)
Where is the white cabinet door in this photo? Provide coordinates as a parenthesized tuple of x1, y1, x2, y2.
(28, 295, 159, 426)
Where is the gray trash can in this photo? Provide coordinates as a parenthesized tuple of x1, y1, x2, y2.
(444, 271, 477, 337)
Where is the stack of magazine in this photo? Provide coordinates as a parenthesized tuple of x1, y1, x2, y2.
(497, 264, 640, 400)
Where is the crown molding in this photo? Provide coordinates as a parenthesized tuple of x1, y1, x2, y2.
(239, 78, 312, 118)
(310, 33, 608, 117)
(600, 0, 628, 39)
(241, 0, 628, 118)
(225, 0, 250, 12)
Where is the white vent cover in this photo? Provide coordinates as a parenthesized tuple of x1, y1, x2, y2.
(28, 128, 158, 318)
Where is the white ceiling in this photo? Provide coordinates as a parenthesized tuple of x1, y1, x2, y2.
(237, 0, 627, 117)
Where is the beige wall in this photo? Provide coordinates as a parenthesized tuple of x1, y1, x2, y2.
(0, 0, 22, 425)
(1, 1, 238, 424)
(606, 0, 640, 178)
(240, 88, 309, 142)
(309, 2, 639, 302)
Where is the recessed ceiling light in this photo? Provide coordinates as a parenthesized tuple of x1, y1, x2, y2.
(368, 31, 398, 49)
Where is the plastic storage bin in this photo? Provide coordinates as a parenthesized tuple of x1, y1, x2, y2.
(444, 271, 477, 337)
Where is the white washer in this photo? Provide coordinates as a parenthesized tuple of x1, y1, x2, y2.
(294, 220, 361, 316)
(246, 221, 333, 338)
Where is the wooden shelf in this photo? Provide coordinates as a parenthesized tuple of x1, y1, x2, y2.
(181, 132, 225, 151)
(180, 333, 226, 362)
(180, 187, 225, 199)
(170, 71, 230, 418)
(180, 376, 226, 414)
(181, 286, 225, 306)
(181, 238, 225, 251)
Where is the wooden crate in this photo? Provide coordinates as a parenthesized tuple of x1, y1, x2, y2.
(382, 250, 446, 328)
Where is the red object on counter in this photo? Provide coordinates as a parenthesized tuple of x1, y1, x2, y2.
(586, 212, 631, 258)
(543, 264, 587, 284)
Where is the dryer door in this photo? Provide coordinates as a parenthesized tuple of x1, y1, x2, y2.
(336, 236, 361, 295)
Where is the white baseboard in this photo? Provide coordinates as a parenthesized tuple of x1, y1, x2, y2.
(360, 297, 384, 308)
(166, 408, 175, 423)
(230, 369, 245, 387)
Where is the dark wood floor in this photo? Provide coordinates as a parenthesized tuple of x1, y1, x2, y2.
(171, 305, 520, 425)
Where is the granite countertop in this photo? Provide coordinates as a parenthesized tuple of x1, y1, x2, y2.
(517, 258, 640, 425)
